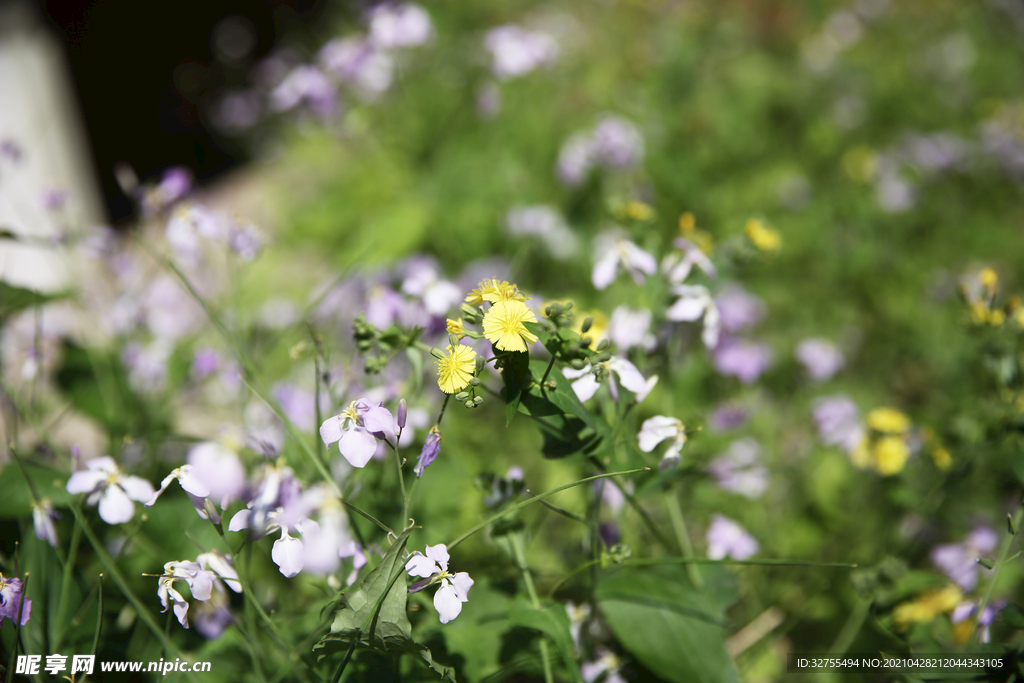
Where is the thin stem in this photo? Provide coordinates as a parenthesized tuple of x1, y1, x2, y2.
(665, 493, 702, 589)
(974, 503, 1024, 642)
(446, 468, 648, 549)
(829, 597, 870, 654)
(587, 456, 675, 552)
(511, 534, 554, 683)
(435, 394, 450, 428)
(539, 354, 557, 386)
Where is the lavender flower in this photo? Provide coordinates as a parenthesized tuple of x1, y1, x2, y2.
(367, 3, 433, 49)
(714, 285, 766, 334)
(484, 25, 559, 80)
(931, 526, 999, 591)
(320, 399, 396, 467)
(0, 574, 31, 626)
(951, 599, 1005, 643)
(405, 544, 474, 624)
(637, 416, 686, 469)
(608, 306, 656, 352)
(795, 338, 845, 381)
(708, 439, 769, 499)
(269, 66, 339, 119)
(319, 37, 395, 100)
(706, 515, 759, 560)
(591, 231, 657, 290)
(713, 338, 773, 384)
(415, 427, 442, 478)
(506, 205, 578, 259)
(666, 285, 720, 348)
(32, 498, 59, 547)
(709, 403, 749, 432)
(812, 394, 863, 454)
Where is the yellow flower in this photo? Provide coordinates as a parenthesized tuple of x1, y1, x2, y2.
(482, 300, 539, 353)
(892, 585, 961, 630)
(446, 318, 467, 338)
(931, 446, 952, 470)
(619, 201, 654, 221)
(745, 219, 781, 253)
(873, 436, 909, 476)
(464, 279, 528, 306)
(436, 345, 477, 394)
(850, 436, 872, 470)
(866, 407, 910, 434)
(679, 212, 713, 254)
(679, 212, 696, 233)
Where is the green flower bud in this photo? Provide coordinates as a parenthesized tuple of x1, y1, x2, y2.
(473, 396, 484, 406)
(596, 339, 610, 352)
(465, 399, 476, 409)
(581, 316, 593, 333)
(455, 392, 470, 402)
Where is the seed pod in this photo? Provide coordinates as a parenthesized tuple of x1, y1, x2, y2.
(581, 317, 593, 334)
(596, 339, 610, 352)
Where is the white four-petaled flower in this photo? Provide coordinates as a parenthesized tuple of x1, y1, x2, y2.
(66, 456, 155, 525)
(637, 416, 686, 469)
(405, 544, 474, 624)
(320, 399, 395, 468)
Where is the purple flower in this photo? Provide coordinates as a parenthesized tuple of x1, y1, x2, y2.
(795, 338, 845, 381)
(951, 599, 1005, 643)
(591, 115, 644, 169)
(319, 37, 394, 100)
(662, 237, 717, 284)
(320, 399, 395, 468)
(405, 544, 473, 624)
(714, 285, 766, 334)
(269, 66, 339, 119)
(0, 574, 31, 626)
(706, 515, 758, 560)
(229, 221, 263, 261)
(484, 25, 558, 80)
(506, 205, 578, 259)
(157, 560, 217, 628)
(563, 357, 655, 403)
(708, 403, 749, 432)
(32, 498, 59, 547)
(187, 442, 248, 509)
(713, 338, 773, 384)
(0, 138, 23, 162)
(812, 394, 863, 454)
(582, 649, 626, 683)
(415, 427, 441, 478)
(165, 205, 225, 262)
(159, 167, 193, 204)
(42, 185, 67, 211)
(931, 526, 999, 591)
(191, 348, 222, 380)
(557, 133, 596, 185)
(367, 3, 433, 49)
(591, 231, 657, 290)
(67, 456, 155, 525)
(708, 439, 769, 499)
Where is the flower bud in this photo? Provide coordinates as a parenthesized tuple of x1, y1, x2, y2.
(569, 358, 586, 370)
(581, 336, 592, 348)
(473, 396, 484, 406)
(596, 339, 610, 352)
(581, 316, 593, 334)
(475, 356, 486, 372)
(430, 347, 445, 360)
(397, 399, 407, 429)
(469, 378, 481, 386)
(455, 391, 470, 402)
(465, 399, 475, 409)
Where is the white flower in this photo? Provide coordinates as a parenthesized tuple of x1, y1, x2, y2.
(157, 561, 214, 628)
(66, 456, 155, 525)
(666, 284, 720, 348)
(563, 356, 656, 403)
(591, 232, 657, 290)
(662, 237, 717, 284)
(405, 544, 474, 624)
(637, 416, 686, 469)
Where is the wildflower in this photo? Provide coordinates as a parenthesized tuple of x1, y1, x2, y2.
(931, 526, 998, 591)
(401, 259, 463, 317)
(713, 338, 773, 384)
(146, 464, 211, 513)
(278, 485, 361, 576)
(744, 219, 780, 252)
(484, 25, 558, 80)
(866, 407, 910, 434)
(666, 285, 720, 348)
(951, 600, 1005, 644)
(0, 574, 31, 626)
(320, 399, 396, 467)
(582, 649, 627, 683)
(415, 427, 441, 478)
(435, 345, 477, 394)
(678, 212, 714, 254)
(165, 205, 225, 262)
(506, 206, 578, 259)
(714, 285, 765, 334)
(367, 3, 433, 49)
(871, 436, 909, 475)
(590, 116, 644, 169)
(709, 403, 749, 432)
(812, 394, 863, 454)
(32, 498, 59, 547)
(795, 338, 845, 381)
(269, 66, 338, 119)
(229, 507, 320, 578)
(563, 357, 655, 404)
(892, 585, 961, 630)
(405, 544, 474, 624)
(706, 515, 759, 560)
(319, 37, 394, 100)
(482, 300, 538, 352)
(157, 560, 214, 628)
(662, 237, 717, 284)
(464, 278, 528, 306)
(708, 439, 769, 499)
(446, 318, 468, 338)
(608, 306, 656, 352)
(591, 232, 657, 290)
(637, 416, 686, 469)
(66, 456, 155, 525)
(565, 601, 591, 654)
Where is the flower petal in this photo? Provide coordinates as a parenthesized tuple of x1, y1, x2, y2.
(405, 553, 438, 578)
(98, 485, 136, 524)
(120, 475, 156, 503)
(66, 469, 107, 495)
(637, 416, 679, 452)
(338, 427, 378, 468)
(228, 509, 251, 532)
(319, 415, 344, 448)
(570, 374, 601, 402)
(424, 544, 450, 572)
(272, 533, 305, 578)
(450, 572, 474, 602)
(591, 251, 619, 290)
(433, 581, 463, 624)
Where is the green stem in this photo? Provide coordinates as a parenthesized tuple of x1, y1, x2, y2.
(510, 534, 553, 683)
(447, 468, 647, 549)
(974, 504, 1024, 643)
(53, 521, 82, 652)
(91, 574, 104, 657)
(829, 597, 870, 654)
(665, 493, 702, 589)
(587, 456, 675, 552)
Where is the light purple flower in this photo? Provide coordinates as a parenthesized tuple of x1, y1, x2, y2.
(415, 427, 441, 478)
(67, 456, 155, 525)
(367, 3, 433, 49)
(608, 306, 655, 352)
(713, 338, 773, 384)
(876, 172, 915, 213)
(591, 231, 657, 290)
(484, 25, 559, 80)
(192, 348, 222, 380)
(582, 649, 626, 683)
(32, 498, 59, 547)
(269, 66, 339, 119)
(795, 338, 845, 381)
(42, 185, 67, 211)
(0, 138, 23, 162)
(931, 526, 999, 591)
(506, 205, 578, 259)
(320, 399, 396, 468)
(0, 574, 31, 626)
(187, 441, 248, 510)
(229, 505, 319, 578)
(557, 133, 596, 185)
(708, 439, 769, 499)
(812, 394, 863, 454)
(401, 260, 462, 317)
(666, 285, 720, 348)
(159, 166, 193, 204)
(951, 599, 1005, 643)
(157, 560, 214, 628)
(709, 403, 749, 432)
(405, 544, 473, 624)
(278, 485, 359, 576)
(319, 37, 394, 100)
(662, 237, 717, 284)
(146, 464, 211, 515)
(591, 115, 644, 169)
(229, 221, 263, 261)
(706, 515, 759, 560)
(637, 415, 686, 469)
(714, 286, 766, 334)
(165, 205, 225, 262)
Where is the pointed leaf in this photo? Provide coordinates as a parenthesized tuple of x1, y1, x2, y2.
(508, 598, 584, 683)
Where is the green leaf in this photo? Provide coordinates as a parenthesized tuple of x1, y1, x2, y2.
(597, 566, 741, 683)
(416, 644, 458, 682)
(499, 351, 532, 426)
(314, 529, 413, 654)
(0, 282, 68, 324)
(528, 359, 601, 433)
(507, 599, 584, 683)
(406, 346, 424, 394)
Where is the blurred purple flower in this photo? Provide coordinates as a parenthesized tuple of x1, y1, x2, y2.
(713, 338, 773, 384)
(662, 237, 717, 284)
(484, 25, 558, 80)
(591, 115, 644, 169)
(931, 526, 999, 591)
(666, 285, 720, 348)
(812, 394, 863, 454)
(42, 185, 67, 211)
(0, 138, 22, 162)
(367, 3, 433, 49)
(951, 599, 1005, 643)
(591, 231, 656, 290)
(192, 348, 222, 380)
(714, 285, 766, 334)
(506, 205, 578, 259)
(709, 403, 749, 432)
(708, 438, 769, 499)
(706, 515, 758, 560)
(269, 66, 339, 119)
(319, 37, 394, 100)
(795, 338, 845, 381)
(415, 427, 441, 478)
(608, 306, 655, 352)
(32, 498, 59, 547)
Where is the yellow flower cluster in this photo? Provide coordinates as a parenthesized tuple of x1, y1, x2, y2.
(745, 219, 781, 253)
(852, 407, 912, 476)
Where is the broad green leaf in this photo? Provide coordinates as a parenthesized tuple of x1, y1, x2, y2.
(416, 643, 458, 681)
(597, 566, 740, 683)
(528, 359, 601, 433)
(314, 529, 412, 654)
(0, 282, 68, 323)
(507, 598, 584, 683)
(499, 351, 532, 426)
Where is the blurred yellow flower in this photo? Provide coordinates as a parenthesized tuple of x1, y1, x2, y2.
(873, 436, 910, 475)
(866, 407, 910, 434)
(893, 585, 961, 630)
(436, 345, 477, 394)
(620, 201, 654, 221)
(483, 300, 539, 353)
(679, 212, 714, 254)
(745, 219, 781, 253)
(931, 446, 952, 470)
